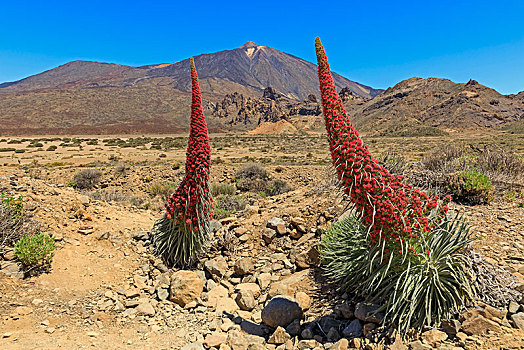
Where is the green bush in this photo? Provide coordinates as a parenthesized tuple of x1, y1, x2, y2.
(1, 200, 40, 257)
(46, 145, 58, 151)
(0, 192, 24, 217)
(14, 233, 55, 267)
(320, 213, 474, 334)
(447, 170, 493, 204)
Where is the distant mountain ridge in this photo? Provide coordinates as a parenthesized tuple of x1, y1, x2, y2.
(347, 77, 524, 135)
(0, 42, 381, 101)
(0, 43, 522, 135)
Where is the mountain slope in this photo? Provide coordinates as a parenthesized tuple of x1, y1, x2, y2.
(348, 77, 524, 134)
(0, 42, 380, 101)
(147, 42, 381, 100)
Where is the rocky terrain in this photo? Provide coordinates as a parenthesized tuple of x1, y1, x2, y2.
(350, 78, 524, 135)
(0, 133, 523, 349)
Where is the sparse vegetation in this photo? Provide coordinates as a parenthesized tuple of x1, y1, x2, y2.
(235, 162, 292, 196)
(211, 182, 236, 196)
(114, 162, 127, 178)
(1, 194, 40, 258)
(14, 233, 55, 268)
(73, 169, 102, 189)
(146, 181, 177, 198)
(447, 170, 494, 204)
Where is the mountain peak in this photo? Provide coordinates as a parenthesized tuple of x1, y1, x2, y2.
(240, 41, 258, 49)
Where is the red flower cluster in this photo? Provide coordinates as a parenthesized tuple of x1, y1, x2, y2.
(165, 58, 212, 229)
(315, 38, 449, 253)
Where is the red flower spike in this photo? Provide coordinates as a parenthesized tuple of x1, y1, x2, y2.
(315, 38, 447, 254)
(165, 57, 213, 231)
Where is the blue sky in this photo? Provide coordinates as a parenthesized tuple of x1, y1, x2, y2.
(1, 0, 523, 94)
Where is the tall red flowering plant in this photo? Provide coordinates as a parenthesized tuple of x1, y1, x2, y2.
(152, 58, 213, 267)
(317, 38, 474, 333)
(315, 38, 449, 255)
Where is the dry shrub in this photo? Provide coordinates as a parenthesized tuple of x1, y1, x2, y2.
(146, 181, 177, 198)
(73, 169, 102, 189)
(236, 162, 268, 180)
(409, 145, 524, 199)
(235, 162, 291, 196)
(0, 203, 40, 257)
(211, 183, 236, 196)
(114, 162, 127, 178)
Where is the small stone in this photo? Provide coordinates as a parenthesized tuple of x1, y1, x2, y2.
(334, 303, 354, 319)
(204, 333, 227, 348)
(124, 288, 140, 298)
(354, 302, 384, 323)
(295, 292, 311, 311)
(170, 270, 204, 307)
(234, 257, 254, 276)
(389, 334, 407, 350)
(205, 257, 228, 277)
(2, 332, 13, 338)
(342, 319, 362, 338)
(14, 306, 33, 316)
(257, 273, 272, 290)
(275, 224, 287, 235)
(407, 340, 431, 350)
(455, 332, 467, 342)
(216, 297, 239, 314)
(157, 287, 169, 301)
(78, 227, 94, 235)
(1, 261, 23, 278)
(421, 329, 447, 347)
(511, 312, 524, 330)
(181, 342, 204, 350)
(236, 289, 256, 311)
(45, 327, 55, 334)
(301, 327, 314, 339)
(262, 229, 276, 244)
(227, 329, 250, 350)
(485, 305, 507, 319)
(297, 339, 322, 349)
(461, 314, 502, 335)
(136, 302, 155, 316)
(87, 331, 99, 337)
(285, 319, 301, 337)
(508, 301, 520, 314)
(362, 323, 375, 338)
(327, 327, 340, 342)
(235, 283, 261, 298)
(32, 298, 44, 306)
(261, 296, 303, 328)
(330, 338, 349, 350)
(349, 338, 361, 349)
(267, 326, 291, 344)
(267, 217, 285, 230)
